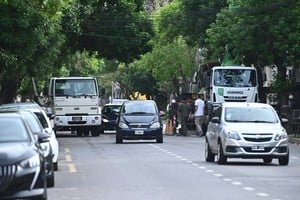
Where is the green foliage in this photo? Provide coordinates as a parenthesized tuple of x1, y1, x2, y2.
(131, 39, 196, 95)
(62, 0, 154, 64)
(0, 0, 65, 103)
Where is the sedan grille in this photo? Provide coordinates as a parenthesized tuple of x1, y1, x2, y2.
(129, 123, 149, 129)
(0, 165, 17, 192)
(242, 133, 273, 142)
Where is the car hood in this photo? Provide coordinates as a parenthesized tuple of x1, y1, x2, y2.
(225, 123, 284, 133)
(0, 142, 37, 165)
(122, 115, 157, 124)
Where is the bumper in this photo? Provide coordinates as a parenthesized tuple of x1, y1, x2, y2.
(117, 128, 163, 140)
(101, 120, 117, 131)
(0, 166, 46, 200)
(222, 138, 289, 158)
(0, 188, 46, 200)
(54, 115, 101, 127)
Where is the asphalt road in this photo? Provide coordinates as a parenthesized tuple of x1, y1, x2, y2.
(48, 133, 300, 200)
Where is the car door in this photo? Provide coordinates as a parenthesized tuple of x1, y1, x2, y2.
(207, 106, 222, 153)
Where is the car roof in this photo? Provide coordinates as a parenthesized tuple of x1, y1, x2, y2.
(222, 102, 273, 109)
(1, 102, 40, 108)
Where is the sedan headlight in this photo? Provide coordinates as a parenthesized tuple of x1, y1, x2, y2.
(19, 154, 40, 169)
(150, 122, 161, 129)
(274, 129, 288, 141)
(224, 129, 241, 140)
(118, 122, 129, 128)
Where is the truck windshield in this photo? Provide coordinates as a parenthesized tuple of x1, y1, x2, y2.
(55, 79, 97, 96)
(213, 69, 257, 87)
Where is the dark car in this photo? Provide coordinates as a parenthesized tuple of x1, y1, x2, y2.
(101, 103, 123, 131)
(0, 109, 55, 187)
(116, 100, 163, 143)
(0, 112, 48, 200)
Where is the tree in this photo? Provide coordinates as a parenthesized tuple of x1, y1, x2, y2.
(0, 0, 66, 103)
(205, 0, 300, 103)
(131, 39, 196, 97)
(62, 0, 154, 64)
(153, 0, 226, 46)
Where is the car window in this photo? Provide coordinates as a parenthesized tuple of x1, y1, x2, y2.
(0, 118, 29, 142)
(225, 107, 278, 123)
(33, 111, 48, 128)
(122, 102, 156, 114)
(21, 112, 43, 132)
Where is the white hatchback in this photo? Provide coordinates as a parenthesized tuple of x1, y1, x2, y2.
(205, 102, 289, 165)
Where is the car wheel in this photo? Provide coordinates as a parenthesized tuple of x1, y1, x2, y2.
(263, 158, 272, 164)
(156, 136, 163, 143)
(205, 138, 215, 162)
(278, 152, 289, 166)
(217, 141, 227, 164)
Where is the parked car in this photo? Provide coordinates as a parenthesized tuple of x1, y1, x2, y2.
(101, 103, 123, 131)
(0, 102, 59, 170)
(0, 112, 48, 200)
(205, 102, 289, 165)
(0, 109, 55, 187)
(116, 100, 163, 143)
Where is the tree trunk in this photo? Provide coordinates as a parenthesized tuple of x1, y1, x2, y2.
(0, 79, 18, 104)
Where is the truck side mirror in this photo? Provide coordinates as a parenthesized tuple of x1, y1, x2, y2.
(43, 86, 49, 96)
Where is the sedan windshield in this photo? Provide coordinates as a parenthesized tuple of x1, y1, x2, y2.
(225, 107, 278, 123)
(0, 118, 29, 142)
(122, 102, 156, 115)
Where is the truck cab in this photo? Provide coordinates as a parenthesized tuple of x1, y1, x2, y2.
(46, 77, 102, 136)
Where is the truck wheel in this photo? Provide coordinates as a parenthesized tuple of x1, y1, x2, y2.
(116, 138, 123, 144)
(91, 127, 100, 137)
(77, 128, 89, 136)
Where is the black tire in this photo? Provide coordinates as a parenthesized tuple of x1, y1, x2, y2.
(217, 141, 227, 164)
(205, 138, 215, 162)
(116, 138, 122, 144)
(91, 127, 100, 136)
(156, 135, 163, 143)
(279, 152, 289, 166)
(263, 158, 273, 164)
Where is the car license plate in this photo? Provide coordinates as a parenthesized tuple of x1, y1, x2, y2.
(72, 116, 82, 121)
(135, 130, 144, 135)
(251, 145, 264, 151)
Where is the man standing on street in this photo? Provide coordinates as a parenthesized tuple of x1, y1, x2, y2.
(194, 93, 205, 136)
(178, 97, 192, 136)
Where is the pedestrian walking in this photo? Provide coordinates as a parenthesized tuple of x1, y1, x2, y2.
(194, 93, 205, 136)
(178, 97, 192, 136)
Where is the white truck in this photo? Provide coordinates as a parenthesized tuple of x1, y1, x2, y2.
(36, 77, 103, 136)
(208, 66, 259, 103)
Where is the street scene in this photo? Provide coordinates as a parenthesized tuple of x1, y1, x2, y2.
(1, 1, 300, 200)
(48, 132, 300, 200)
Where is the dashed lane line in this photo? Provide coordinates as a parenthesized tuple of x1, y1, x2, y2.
(149, 144, 280, 200)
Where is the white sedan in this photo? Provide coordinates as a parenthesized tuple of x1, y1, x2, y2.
(205, 102, 289, 165)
